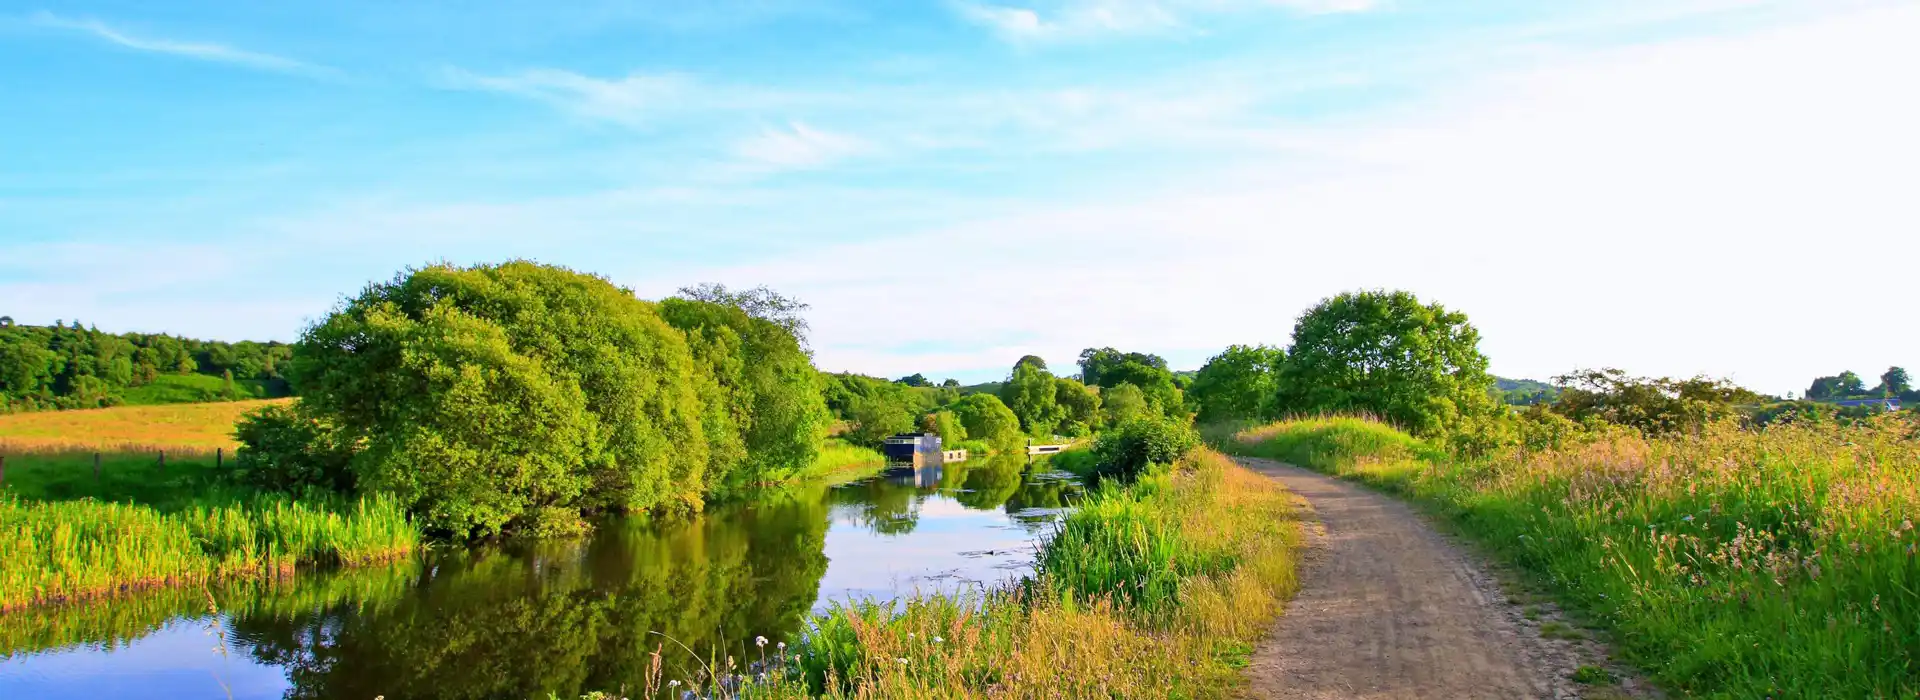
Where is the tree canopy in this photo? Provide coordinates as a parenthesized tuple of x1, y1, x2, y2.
(1188, 344, 1284, 423)
(1550, 368, 1760, 435)
(660, 295, 831, 496)
(1000, 359, 1063, 437)
(272, 262, 720, 537)
(1276, 290, 1498, 438)
(948, 393, 1023, 454)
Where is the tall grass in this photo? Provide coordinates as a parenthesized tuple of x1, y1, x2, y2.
(0, 493, 417, 612)
(1227, 415, 1920, 699)
(802, 439, 887, 482)
(611, 448, 1304, 699)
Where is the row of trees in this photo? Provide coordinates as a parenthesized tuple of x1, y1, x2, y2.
(0, 321, 294, 411)
(1186, 290, 1502, 442)
(1805, 368, 1914, 402)
(1186, 290, 1916, 452)
(234, 263, 831, 538)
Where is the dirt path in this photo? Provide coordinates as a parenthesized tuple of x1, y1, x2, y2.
(1239, 457, 1645, 700)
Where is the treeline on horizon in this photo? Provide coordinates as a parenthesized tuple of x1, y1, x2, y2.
(0, 319, 296, 412)
(1180, 290, 1918, 454)
(817, 346, 1189, 458)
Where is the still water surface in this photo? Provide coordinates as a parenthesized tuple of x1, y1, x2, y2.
(0, 454, 1081, 699)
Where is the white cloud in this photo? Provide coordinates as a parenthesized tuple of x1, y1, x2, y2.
(953, 0, 1375, 42)
(30, 12, 338, 78)
(663, 3, 1920, 393)
(440, 68, 696, 127)
(730, 122, 873, 171)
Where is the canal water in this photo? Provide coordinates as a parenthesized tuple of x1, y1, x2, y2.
(0, 454, 1081, 700)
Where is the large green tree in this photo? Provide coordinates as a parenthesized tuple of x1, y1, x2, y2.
(283, 261, 713, 537)
(660, 295, 831, 496)
(1276, 290, 1498, 438)
(1077, 347, 1182, 417)
(1188, 344, 1285, 423)
(948, 393, 1023, 454)
(1000, 359, 1063, 437)
(1100, 383, 1150, 426)
(1052, 377, 1101, 437)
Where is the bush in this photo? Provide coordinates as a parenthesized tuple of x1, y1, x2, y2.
(231, 403, 356, 493)
(283, 261, 712, 538)
(948, 394, 1023, 454)
(1089, 416, 1200, 482)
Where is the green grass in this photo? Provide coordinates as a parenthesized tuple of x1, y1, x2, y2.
(0, 493, 418, 612)
(118, 373, 279, 406)
(802, 439, 887, 482)
(1226, 415, 1920, 699)
(0, 451, 239, 509)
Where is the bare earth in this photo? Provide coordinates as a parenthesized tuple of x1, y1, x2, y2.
(1238, 457, 1652, 700)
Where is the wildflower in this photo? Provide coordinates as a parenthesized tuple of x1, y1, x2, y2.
(669, 681, 681, 688)
(1681, 515, 1694, 522)
(933, 636, 944, 644)
(777, 641, 786, 650)
(897, 658, 910, 665)
(756, 636, 768, 648)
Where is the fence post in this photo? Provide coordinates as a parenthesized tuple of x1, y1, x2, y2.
(216, 448, 223, 470)
(159, 450, 165, 473)
(94, 452, 101, 479)
(1, 455, 6, 485)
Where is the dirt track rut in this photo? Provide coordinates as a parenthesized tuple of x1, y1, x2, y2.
(1238, 457, 1641, 700)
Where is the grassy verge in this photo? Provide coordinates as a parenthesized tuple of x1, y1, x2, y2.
(0, 493, 418, 612)
(1224, 415, 1920, 699)
(799, 439, 887, 483)
(582, 447, 1303, 699)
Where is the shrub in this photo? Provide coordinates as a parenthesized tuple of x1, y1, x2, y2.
(283, 261, 711, 538)
(1089, 416, 1200, 482)
(231, 403, 356, 493)
(948, 394, 1023, 454)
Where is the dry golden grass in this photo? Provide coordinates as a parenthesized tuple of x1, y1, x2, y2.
(0, 399, 290, 455)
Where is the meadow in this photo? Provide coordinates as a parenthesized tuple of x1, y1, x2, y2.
(0, 398, 289, 452)
(574, 447, 1304, 699)
(1225, 415, 1920, 699)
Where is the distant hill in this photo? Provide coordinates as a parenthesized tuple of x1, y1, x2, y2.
(1495, 376, 1560, 405)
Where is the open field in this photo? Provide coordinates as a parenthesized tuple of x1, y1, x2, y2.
(0, 399, 290, 453)
(1226, 416, 1920, 699)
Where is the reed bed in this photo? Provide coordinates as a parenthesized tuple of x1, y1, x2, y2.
(1228, 415, 1920, 699)
(0, 493, 418, 612)
(593, 448, 1304, 699)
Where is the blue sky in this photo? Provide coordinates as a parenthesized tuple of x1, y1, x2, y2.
(2, 0, 1916, 393)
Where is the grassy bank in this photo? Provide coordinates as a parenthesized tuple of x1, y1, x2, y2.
(802, 439, 888, 482)
(1225, 416, 1920, 699)
(585, 447, 1302, 699)
(0, 493, 418, 612)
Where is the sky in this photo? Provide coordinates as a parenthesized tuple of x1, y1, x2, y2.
(2, 0, 1916, 394)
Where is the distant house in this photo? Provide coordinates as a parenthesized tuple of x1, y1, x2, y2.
(882, 433, 943, 461)
(1832, 398, 1903, 411)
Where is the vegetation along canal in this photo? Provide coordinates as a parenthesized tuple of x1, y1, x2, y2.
(0, 453, 1081, 700)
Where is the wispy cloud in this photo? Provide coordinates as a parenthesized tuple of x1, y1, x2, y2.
(954, 0, 1377, 42)
(440, 68, 694, 127)
(730, 122, 873, 172)
(440, 67, 812, 129)
(30, 11, 339, 78)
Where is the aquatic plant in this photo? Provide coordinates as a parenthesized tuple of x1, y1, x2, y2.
(0, 493, 418, 611)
